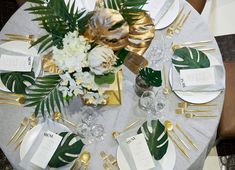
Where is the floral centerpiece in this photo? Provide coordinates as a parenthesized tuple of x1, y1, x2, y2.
(0, 0, 162, 117)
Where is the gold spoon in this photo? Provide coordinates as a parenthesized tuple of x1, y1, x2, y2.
(164, 120, 190, 150)
(7, 117, 29, 145)
(163, 65, 171, 95)
(53, 112, 76, 127)
(185, 113, 217, 118)
(112, 120, 140, 138)
(80, 151, 91, 170)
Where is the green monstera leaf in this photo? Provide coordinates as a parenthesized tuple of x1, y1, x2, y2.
(172, 47, 210, 72)
(48, 132, 84, 168)
(139, 67, 162, 87)
(137, 120, 168, 160)
(0, 71, 35, 94)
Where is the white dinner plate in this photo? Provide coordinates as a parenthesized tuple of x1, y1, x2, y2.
(143, 0, 180, 29)
(169, 54, 223, 104)
(0, 41, 41, 92)
(117, 138, 176, 170)
(20, 120, 74, 170)
(64, 0, 180, 30)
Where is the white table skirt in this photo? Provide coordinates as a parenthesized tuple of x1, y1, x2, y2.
(0, 0, 224, 170)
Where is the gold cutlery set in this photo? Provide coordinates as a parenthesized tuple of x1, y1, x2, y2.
(167, 6, 191, 37)
(165, 120, 197, 159)
(71, 151, 91, 170)
(7, 115, 38, 151)
(1, 34, 36, 45)
(0, 91, 25, 106)
(172, 40, 215, 52)
(100, 151, 119, 170)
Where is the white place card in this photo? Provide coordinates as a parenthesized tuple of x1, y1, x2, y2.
(126, 134, 155, 170)
(30, 130, 62, 169)
(180, 67, 216, 87)
(0, 54, 34, 72)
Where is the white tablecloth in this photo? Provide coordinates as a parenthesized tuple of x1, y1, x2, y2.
(0, 0, 224, 170)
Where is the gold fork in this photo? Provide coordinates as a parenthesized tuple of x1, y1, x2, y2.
(185, 113, 217, 118)
(14, 116, 38, 151)
(175, 108, 212, 114)
(178, 101, 216, 108)
(7, 117, 29, 145)
(2, 34, 36, 45)
(172, 44, 216, 52)
(167, 6, 185, 37)
(168, 14, 185, 37)
(176, 10, 192, 32)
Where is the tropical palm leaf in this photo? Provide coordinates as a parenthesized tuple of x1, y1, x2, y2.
(0, 71, 35, 94)
(48, 132, 84, 168)
(104, 0, 148, 24)
(24, 74, 65, 117)
(137, 120, 168, 160)
(139, 67, 162, 87)
(26, 0, 92, 53)
(172, 47, 210, 72)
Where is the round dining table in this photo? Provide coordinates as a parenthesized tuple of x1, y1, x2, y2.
(0, 0, 225, 169)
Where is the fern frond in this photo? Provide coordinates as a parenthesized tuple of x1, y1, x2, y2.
(25, 75, 65, 117)
(104, 0, 148, 24)
(26, 0, 91, 53)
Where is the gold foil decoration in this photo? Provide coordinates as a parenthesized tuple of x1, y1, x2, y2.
(42, 52, 61, 74)
(126, 12, 155, 55)
(84, 8, 129, 51)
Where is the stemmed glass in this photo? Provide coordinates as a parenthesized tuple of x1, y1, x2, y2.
(138, 90, 156, 124)
(154, 88, 167, 119)
(76, 106, 105, 144)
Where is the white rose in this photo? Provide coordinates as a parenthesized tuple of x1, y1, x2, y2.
(88, 46, 117, 75)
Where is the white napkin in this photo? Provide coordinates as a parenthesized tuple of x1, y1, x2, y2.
(171, 65, 225, 92)
(0, 47, 34, 72)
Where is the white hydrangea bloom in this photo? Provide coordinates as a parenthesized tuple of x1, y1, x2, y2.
(73, 71, 99, 91)
(59, 72, 84, 97)
(88, 46, 117, 75)
(53, 31, 91, 73)
(83, 91, 107, 105)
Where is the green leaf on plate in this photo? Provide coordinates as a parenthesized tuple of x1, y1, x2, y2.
(0, 71, 35, 94)
(94, 73, 115, 85)
(48, 132, 84, 168)
(137, 120, 168, 160)
(172, 47, 210, 72)
(139, 67, 162, 87)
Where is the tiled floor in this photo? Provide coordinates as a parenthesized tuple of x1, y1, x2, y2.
(0, 0, 235, 170)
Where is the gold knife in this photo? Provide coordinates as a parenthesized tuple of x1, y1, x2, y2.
(168, 133, 190, 159)
(176, 124, 198, 150)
